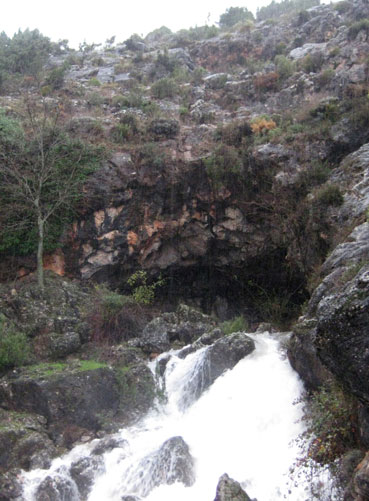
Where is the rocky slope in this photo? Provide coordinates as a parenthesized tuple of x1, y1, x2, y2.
(1, 0, 369, 498)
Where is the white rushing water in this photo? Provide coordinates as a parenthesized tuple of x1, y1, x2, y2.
(21, 332, 335, 501)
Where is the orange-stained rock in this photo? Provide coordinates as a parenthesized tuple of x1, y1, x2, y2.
(44, 249, 65, 276)
(127, 231, 139, 246)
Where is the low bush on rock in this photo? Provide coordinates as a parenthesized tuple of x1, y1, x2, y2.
(220, 316, 249, 335)
(0, 314, 30, 371)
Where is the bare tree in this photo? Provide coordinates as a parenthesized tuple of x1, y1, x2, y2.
(0, 95, 103, 289)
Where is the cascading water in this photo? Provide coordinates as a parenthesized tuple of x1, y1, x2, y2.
(21, 332, 336, 501)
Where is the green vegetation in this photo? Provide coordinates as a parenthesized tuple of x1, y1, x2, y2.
(348, 19, 369, 40)
(274, 55, 295, 80)
(0, 101, 105, 289)
(127, 270, 165, 305)
(151, 77, 178, 99)
(220, 316, 249, 335)
(204, 144, 242, 187)
(257, 0, 320, 21)
(219, 7, 254, 28)
(0, 314, 30, 371)
(300, 381, 357, 466)
(315, 185, 344, 206)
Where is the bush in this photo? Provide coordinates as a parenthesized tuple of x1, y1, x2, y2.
(274, 55, 294, 80)
(88, 77, 101, 87)
(151, 78, 178, 99)
(301, 52, 324, 73)
(127, 271, 165, 305)
(251, 116, 277, 134)
(299, 381, 357, 466)
(147, 118, 179, 139)
(204, 144, 242, 187)
(348, 19, 369, 40)
(253, 72, 279, 92)
(215, 121, 252, 146)
(219, 7, 254, 28)
(220, 316, 248, 335)
(0, 314, 30, 371)
(315, 185, 344, 206)
(333, 1, 350, 13)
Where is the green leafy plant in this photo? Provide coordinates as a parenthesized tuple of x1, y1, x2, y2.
(0, 314, 30, 371)
(127, 271, 165, 305)
(220, 316, 249, 335)
(151, 78, 178, 99)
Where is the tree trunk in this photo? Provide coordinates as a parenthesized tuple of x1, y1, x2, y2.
(37, 215, 44, 291)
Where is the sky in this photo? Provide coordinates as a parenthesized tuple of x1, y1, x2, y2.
(2, 0, 330, 49)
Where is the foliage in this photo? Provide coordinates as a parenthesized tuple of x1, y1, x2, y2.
(204, 144, 242, 187)
(251, 116, 277, 134)
(0, 101, 105, 272)
(274, 55, 295, 80)
(0, 314, 30, 371)
(220, 316, 249, 335)
(299, 382, 357, 466)
(315, 185, 344, 207)
(174, 25, 219, 45)
(254, 72, 280, 92)
(0, 29, 54, 86)
(257, 0, 319, 21)
(219, 7, 254, 28)
(45, 64, 68, 90)
(110, 123, 131, 143)
(138, 142, 168, 169)
(88, 77, 101, 86)
(127, 271, 165, 305)
(151, 77, 178, 99)
(215, 121, 252, 147)
(348, 19, 369, 40)
(301, 52, 324, 73)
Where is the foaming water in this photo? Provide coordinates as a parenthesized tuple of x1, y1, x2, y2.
(21, 332, 335, 500)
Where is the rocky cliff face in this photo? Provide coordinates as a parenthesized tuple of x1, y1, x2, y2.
(1, 0, 369, 497)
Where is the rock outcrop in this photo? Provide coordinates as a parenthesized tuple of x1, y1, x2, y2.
(214, 473, 253, 501)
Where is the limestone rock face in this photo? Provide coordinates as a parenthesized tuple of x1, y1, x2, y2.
(214, 473, 253, 501)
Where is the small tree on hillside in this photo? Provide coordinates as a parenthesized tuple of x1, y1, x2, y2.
(0, 96, 104, 289)
(219, 7, 254, 28)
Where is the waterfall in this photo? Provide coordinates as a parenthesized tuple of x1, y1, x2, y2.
(21, 332, 337, 501)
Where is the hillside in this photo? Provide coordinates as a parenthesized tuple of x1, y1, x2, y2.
(0, 0, 369, 499)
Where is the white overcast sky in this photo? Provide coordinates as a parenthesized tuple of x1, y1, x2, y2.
(2, 0, 330, 49)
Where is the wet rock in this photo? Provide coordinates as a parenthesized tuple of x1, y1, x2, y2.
(0, 470, 22, 501)
(347, 452, 369, 500)
(121, 496, 141, 501)
(70, 456, 105, 499)
(136, 436, 195, 496)
(0, 366, 120, 433)
(288, 324, 331, 391)
(214, 473, 252, 501)
(118, 364, 156, 423)
(206, 332, 255, 385)
(0, 410, 55, 471)
(136, 304, 216, 354)
(91, 435, 128, 455)
(35, 473, 79, 501)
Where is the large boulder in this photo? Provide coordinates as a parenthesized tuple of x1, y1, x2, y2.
(70, 456, 105, 500)
(35, 474, 78, 501)
(0, 362, 156, 439)
(133, 436, 195, 496)
(214, 473, 253, 501)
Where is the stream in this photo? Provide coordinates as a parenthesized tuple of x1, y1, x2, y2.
(21, 332, 337, 500)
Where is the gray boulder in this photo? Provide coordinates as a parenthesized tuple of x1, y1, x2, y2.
(214, 473, 253, 501)
(35, 474, 78, 501)
(70, 456, 105, 499)
(135, 436, 195, 496)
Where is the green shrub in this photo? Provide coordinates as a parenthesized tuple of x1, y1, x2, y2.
(220, 316, 248, 335)
(315, 185, 344, 206)
(274, 55, 294, 80)
(215, 121, 252, 147)
(127, 270, 165, 305)
(348, 19, 369, 40)
(110, 123, 131, 143)
(204, 144, 242, 187)
(301, 52, 324, 73)
(0, 314, 30, 371)
(300, 381, 357, 466)
(219, 6, 254, 28)
(45, 64, 68, 90)
(333, 1, 350, 13)
(88, 77, 101, 87)
(151, 78, 178, 99)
